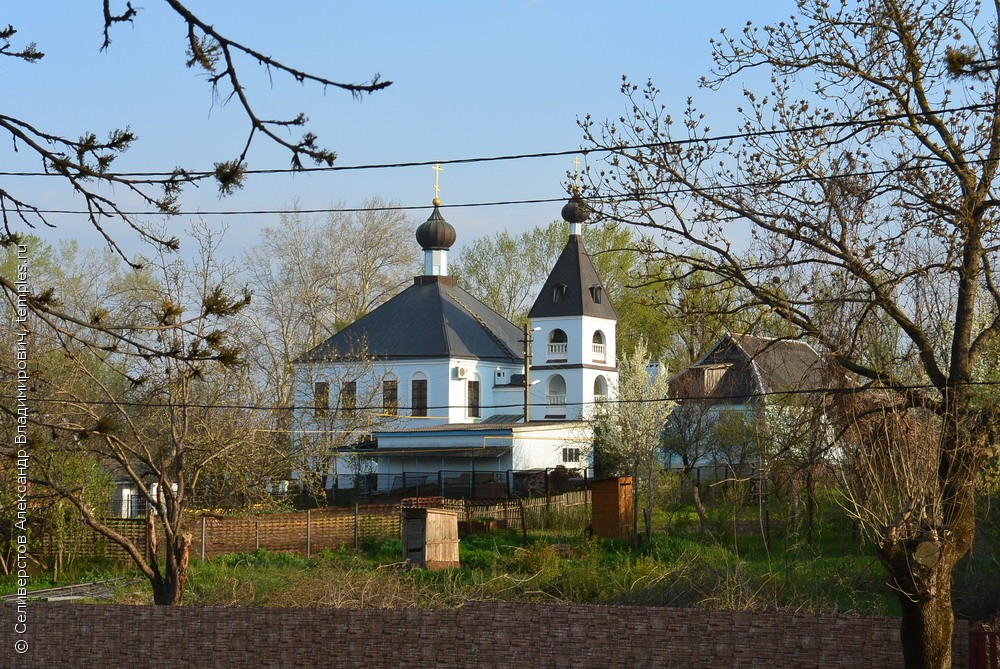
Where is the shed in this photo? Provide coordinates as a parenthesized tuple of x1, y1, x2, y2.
(591, 476, 632, 540)
(402, 507, 460, 569)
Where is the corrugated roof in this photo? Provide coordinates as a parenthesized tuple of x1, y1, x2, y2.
(480, 414, 525, 424)
(528, 235, 618, 320)
(669, 333, 824, 404)
(373, 446, 511, 459)
(729, 334, 824, 394)
(297, 276, 523, 363)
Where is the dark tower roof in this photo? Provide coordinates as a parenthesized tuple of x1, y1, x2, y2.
(296, 276, 523, 364)
(528, 198, 617, 320)
(415, 205, 457, 250)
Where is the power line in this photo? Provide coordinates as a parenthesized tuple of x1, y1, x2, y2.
(1, 102, 992, 183)
(3, 378, 995, 414)
(16, 154, 999, 219)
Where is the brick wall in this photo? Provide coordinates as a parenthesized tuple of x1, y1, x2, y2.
(1, 602, 971, 669)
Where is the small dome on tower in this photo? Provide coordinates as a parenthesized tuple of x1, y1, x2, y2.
(415, 203, 457, 250)
(561, 196, 591, 224)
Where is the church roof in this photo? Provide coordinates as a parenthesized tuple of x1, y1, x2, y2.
(297, 275, 523, 364)
(528, 235, 618, 320)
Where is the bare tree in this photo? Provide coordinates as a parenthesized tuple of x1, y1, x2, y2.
(662, 400, 717, 533)
(11, 226, 256, 605)
(582, 1, 1000, 665)
(291, 352, 400, 503)
(240, 200, 418, 455)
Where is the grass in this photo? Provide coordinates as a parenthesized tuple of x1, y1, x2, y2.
(105, 515, 894, 614)
(23, 495, 982, 616)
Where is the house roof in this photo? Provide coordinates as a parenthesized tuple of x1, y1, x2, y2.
(372, 446, 512, 459)
(528, 235, 617, 321)
(297, 275, 523, 364)
(669, 333, 825, 404)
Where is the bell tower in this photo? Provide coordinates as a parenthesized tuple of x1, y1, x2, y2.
(526, 196, 618, 420)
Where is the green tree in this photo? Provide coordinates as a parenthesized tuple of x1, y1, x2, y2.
(583, 1, 1000, 665)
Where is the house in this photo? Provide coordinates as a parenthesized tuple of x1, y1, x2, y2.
(292, 195, 617, 498)
(664, 333, 828, 472)
(668, 333, 824, 405)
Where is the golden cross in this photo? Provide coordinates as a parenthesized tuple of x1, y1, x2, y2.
(572, 156, 581, 190)
(432, 163, 443, 203)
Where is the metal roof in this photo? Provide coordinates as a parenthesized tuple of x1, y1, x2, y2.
(297, 275, 523, 363)
(480, 414, 525, 424)
(371, 446, 511, 459)
(528, 235, 618, 320)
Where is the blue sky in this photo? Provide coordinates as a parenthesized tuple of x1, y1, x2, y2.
(4, 1, 789, 257)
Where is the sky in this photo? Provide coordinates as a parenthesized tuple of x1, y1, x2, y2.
(3, 1, 790, 259)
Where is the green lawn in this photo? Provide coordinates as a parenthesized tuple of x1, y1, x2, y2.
(88, 507, 899, 614)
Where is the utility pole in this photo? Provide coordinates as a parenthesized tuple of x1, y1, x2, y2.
(522, 322, 533, 423)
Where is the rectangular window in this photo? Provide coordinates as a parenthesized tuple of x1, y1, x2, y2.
(383, 380, 398, 415)
(562, 447, 581, 463)
(411, 379, 427, 417)
(467, 380, 480, 418)
(313, 381, 330, 417)
(341, 381, 357, 414)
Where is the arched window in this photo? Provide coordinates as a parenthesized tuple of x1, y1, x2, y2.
(592, 330, 607, 361)
(382, 374, 398, 415)
(547, 329, 568, 360)
(467, 373, 481, 419)
(340, 380, 357, 414)
(410, 372, 428, 417)
(593, 375, 608, 403)
(547, 374, 567, 407)
(589, 285, 603, 304)
(552, 284, 568, 303)
(313, 381, 330, 417)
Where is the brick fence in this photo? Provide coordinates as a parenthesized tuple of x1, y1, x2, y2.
(1, 602, 971, 669)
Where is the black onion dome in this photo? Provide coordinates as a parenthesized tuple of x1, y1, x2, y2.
(415, 205, 457, 250)
(561, 196, 591, 225)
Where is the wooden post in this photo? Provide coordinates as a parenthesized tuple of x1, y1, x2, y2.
(306, 509, 312, 558)
(545, 469, 551, 511)
(200, 516, 206, 560)
(354, 503, 360, 550)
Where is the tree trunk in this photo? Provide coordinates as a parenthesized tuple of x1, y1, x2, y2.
(787, 473, 800, 534)
(151, 533, 192, 606)
(897, 590, 954, 669)
(631, 465, 641, 547)
(691, 482, 709, 534)
(645, 460, 655, 544)
(804, 468, 815, 545)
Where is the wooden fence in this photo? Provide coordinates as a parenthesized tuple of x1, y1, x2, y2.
(38, 490, 590, 563)
(971, 624, 999, 669)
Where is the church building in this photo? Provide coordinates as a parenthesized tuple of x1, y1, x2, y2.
(293, 194, 618, 497)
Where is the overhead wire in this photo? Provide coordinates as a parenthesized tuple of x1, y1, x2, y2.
(3, 378, 996, 413)
(2, 102, 992, 181)
(14, 154, 999, 219)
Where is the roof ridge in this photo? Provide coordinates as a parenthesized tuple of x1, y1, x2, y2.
(447, 288, 521, 360)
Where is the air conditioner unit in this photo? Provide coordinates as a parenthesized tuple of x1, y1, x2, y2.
(455, 366, 469, 380)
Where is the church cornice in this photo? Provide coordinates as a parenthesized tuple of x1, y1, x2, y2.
(530, 363, 618, 373)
